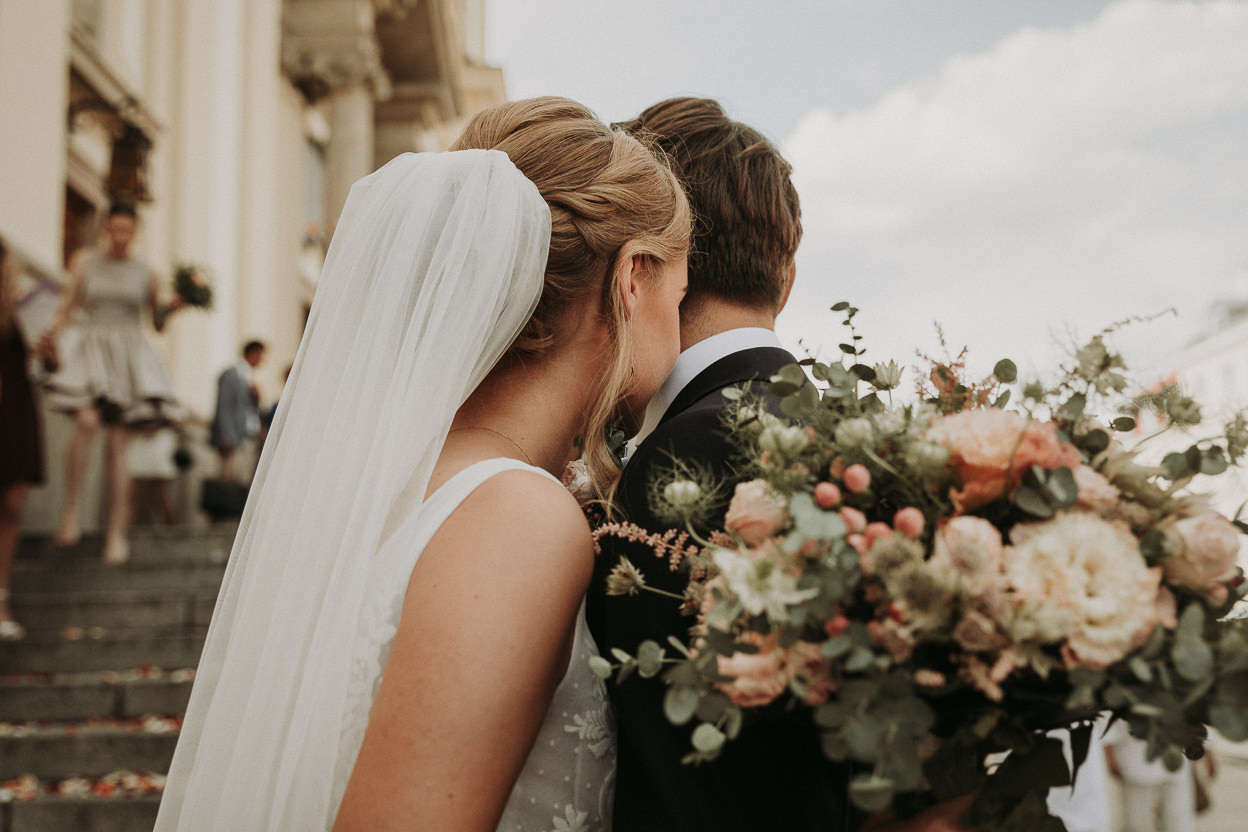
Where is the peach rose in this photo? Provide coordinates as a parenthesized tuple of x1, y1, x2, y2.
(926, 410, 1081, 513)
(785, 641, 837, 706)
(715, 633, 789, 708)
(1161, 513, 1242, 605)
(724, 480, 790, 547)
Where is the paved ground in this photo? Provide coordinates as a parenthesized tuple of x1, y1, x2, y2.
(1193, 735, 1248, 832)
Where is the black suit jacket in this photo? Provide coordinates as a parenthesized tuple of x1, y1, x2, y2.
(587, 346, 860, 832)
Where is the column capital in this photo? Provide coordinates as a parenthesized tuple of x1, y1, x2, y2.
(282, 0, 390, 99)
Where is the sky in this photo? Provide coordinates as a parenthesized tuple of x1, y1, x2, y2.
(486, 0, 1248, 388)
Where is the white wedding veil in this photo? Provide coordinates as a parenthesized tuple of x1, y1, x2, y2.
(155, 150, 550, 830)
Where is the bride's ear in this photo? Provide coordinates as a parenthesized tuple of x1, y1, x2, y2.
(614, 246, 645, 323)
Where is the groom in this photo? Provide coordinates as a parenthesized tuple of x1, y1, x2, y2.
(589, 99, 978, 832)
(586, 98, 857, 831)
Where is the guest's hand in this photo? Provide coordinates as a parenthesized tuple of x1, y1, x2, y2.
(34, 336, 60, 373)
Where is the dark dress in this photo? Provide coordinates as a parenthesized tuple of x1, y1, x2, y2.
(0, 326, 44, 487)
(586, 346, 862, 832)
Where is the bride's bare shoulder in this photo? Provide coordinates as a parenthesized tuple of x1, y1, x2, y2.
(423, 466, 593, 587)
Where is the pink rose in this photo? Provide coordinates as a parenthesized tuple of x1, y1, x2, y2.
(715, 634, 789, 708)
(1130, 582, 1178, 650)
(929, 516, 1005, 583)
(1073, 466, 1119, 514)
(843, 464, 871, 493)
(724, 480, 790, 547)
(1162, 513, 1242, 605)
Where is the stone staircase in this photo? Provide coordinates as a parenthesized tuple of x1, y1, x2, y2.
(0, 527, 234, 832)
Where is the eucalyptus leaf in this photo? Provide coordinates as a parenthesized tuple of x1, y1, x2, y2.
(1063, 393, 1087, 419)
(1162, 452, 1190, 481)
(994, 389, 1012, 408)
(1047, 466, 1078, 507)
(1082, 429, 1110, 455)
(588, 656, 612, 680)
(848, 774, 896, 814)
(1111, 416, 1137, 432)
(1210, 704, 1248, 741)
(637, 640, 666, 678)
(1173, 639, 1214, 683)
(691, 722, 726, 753)
(664, 686, 700, 725)
(832, 301, 850, 311)
(993, 359, 1018, 384)
(845, 647, 875, 673)
(1013, 486, 1054, 518)
(667, 635, 693, 658)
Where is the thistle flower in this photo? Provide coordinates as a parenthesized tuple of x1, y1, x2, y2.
(605, 557, 647, 596)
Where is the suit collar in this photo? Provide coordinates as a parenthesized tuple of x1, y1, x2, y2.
(658, 346, 796, 428)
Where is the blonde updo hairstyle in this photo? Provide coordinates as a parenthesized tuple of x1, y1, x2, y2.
(451, 97, 691, 495)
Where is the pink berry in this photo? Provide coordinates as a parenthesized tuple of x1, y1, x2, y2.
(814, 481, 841, 509)
(843, 463, 871, 493)
(865, 522, 892, 545)
(839, 506, 867, 534)
(894, 507, 926, 537)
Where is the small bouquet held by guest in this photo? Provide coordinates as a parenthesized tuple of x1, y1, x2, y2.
(171, 263, 214, 310)
(595, 302, 1248, 831)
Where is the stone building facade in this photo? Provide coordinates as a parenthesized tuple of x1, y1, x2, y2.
(0, 0, 505, 531)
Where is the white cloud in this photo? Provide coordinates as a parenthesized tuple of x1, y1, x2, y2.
(780, 0, 1248, 384)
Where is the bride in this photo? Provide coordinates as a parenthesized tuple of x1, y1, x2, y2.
(155, 97, 690, 831)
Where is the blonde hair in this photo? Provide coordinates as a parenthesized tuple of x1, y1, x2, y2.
(450, 97, 691, 495)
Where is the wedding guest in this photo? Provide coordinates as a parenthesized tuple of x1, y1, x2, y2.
(157, 98, 692, 831)
(0, 236, 54, 640)
(128, 424, 181, 526)
(1103, 719, 1212, 832)
(41, 202, 184, 564)
(209, 340, 264, 482)
(587, 97, 973, 832)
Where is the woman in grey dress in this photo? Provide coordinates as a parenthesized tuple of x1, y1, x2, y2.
(40, 202, 183, 564)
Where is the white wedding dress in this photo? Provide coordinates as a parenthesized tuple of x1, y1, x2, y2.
(345, 457, 617, 832)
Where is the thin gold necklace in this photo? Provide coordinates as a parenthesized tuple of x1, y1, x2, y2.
(448, 426, 534, 466)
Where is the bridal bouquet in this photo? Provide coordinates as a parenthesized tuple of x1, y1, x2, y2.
(171, 263, 214, 309)
(595, 304, 1248, 830)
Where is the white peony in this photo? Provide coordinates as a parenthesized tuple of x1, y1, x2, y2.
(1001, 511, 1160, 669)
(712, 546, 818, 623)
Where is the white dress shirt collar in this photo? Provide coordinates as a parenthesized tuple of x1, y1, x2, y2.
(632, 327, 782, 446)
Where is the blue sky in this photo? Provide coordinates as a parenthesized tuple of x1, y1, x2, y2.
(487, 0, 1248, 389)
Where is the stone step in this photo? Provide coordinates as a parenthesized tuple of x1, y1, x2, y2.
(10, 560, 227, 595)
(0, 673, 193, 723)
(17, 527, 236, 565)
(3, 794, 161, 832)
(0, 722, 180, 779)
(9, 590, 218, 633)
(0, 629, 207, 673)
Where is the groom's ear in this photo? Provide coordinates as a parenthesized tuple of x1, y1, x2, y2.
(615, 249, 645, 322)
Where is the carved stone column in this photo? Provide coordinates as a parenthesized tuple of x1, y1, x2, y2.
(282, 0, 389, 224)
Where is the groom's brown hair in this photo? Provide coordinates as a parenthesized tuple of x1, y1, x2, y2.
(616, 97, 801, 315)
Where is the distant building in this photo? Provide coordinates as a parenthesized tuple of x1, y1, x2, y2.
(0, 0, 505, 531)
